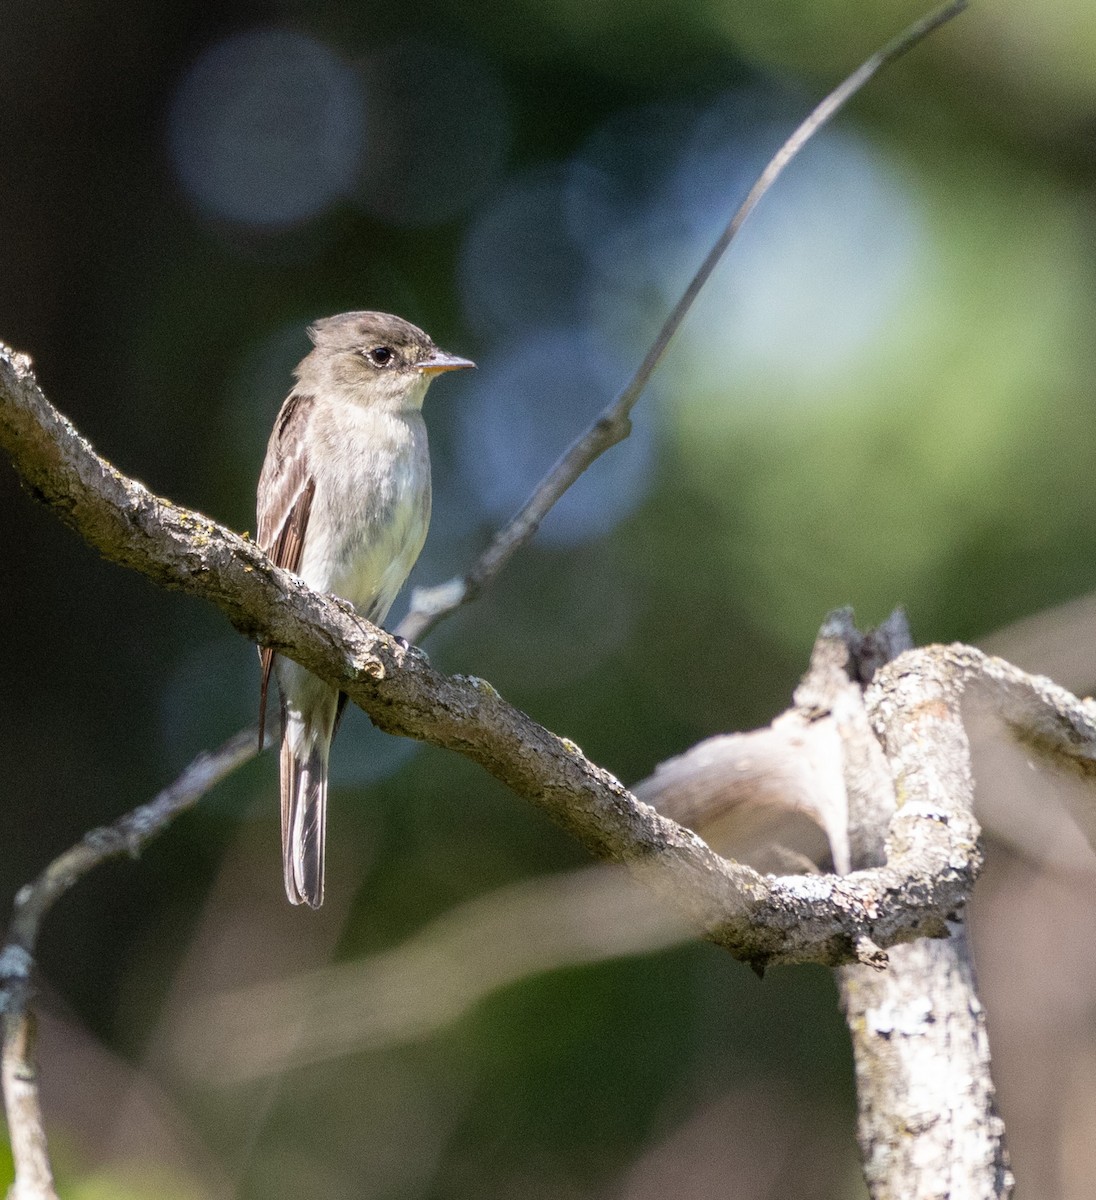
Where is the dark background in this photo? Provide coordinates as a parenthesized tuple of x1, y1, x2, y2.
(3, 1, 1096, 1196)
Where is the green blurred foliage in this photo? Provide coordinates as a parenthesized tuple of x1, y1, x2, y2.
(1, 0, 1094, 1197)
(670, 129, 1096, 645)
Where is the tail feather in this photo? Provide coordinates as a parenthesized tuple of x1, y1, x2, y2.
(280, 716, 329, 908)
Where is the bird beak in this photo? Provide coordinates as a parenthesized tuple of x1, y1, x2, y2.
(420, 349, 476, 376)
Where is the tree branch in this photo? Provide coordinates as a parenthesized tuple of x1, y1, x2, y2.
(399, 0, 969, 643)
(843, 620, 1013, 1200)
(0, 341, 987, 969)
(637, 614, 1026, 1198)
(0, 725, 259, 1200)
(8, 305, 1096, 967)
(2, 1012, 57, 1200)
(4, 727, 262, 968)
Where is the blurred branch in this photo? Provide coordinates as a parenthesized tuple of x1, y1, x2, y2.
(2, 1013, 57, 1200)
(4, 727, 261, 964)
(398, 0, 969, 644)
(169, 864, 691, 1082)
(0, 726, 259, 1198)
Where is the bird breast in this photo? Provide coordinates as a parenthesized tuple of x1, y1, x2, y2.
(299, 404, 431, 625)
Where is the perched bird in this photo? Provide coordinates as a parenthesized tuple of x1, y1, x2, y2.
(256, 311, 474, 907)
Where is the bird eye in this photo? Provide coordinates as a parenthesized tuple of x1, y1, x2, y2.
(367, 346, 393, 366)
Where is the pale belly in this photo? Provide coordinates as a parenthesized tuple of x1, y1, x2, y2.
(297, 410, 431, 626)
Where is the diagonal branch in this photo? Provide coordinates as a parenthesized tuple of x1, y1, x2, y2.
(10, 344, 1096, 970)
(399, 0, 969, 643)
(0, 343, 979, 969)
(0, 726, 259, 1200)
(4, 727, 261, 971)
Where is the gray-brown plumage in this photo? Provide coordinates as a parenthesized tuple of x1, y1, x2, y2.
(257, 312, 474, 907)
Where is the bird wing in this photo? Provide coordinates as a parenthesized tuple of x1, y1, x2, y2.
(257, 392, 317, 748)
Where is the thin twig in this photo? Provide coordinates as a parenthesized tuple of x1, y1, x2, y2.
(4, 726, 261, 962)
(0, 726, 260, 1198)
(399, 0, 968, 643)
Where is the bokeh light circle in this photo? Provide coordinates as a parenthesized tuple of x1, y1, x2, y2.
(458, 164, 590, 339)
(168, 27, 365, 228)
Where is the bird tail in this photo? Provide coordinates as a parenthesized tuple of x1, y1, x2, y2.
(280, 712, 330, 908)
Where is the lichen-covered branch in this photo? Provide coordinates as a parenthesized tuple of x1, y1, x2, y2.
(0, 344, 982, 968)
(842, 934, 1013, 1200)
(636, 616, 1096, 1200)
(850, 623, 1013, 1200)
